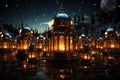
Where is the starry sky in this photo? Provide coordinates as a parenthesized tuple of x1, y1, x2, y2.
(0, 0, 119, 32)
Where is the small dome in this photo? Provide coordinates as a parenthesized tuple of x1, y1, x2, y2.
(56, 13, 69, 18)
(52, 12, 72, 30)
(2, 32, 11, 40)
(98, 37, 103, 40)
(39, 34, 44, 39)
(106, 27, 114, 33)
(81, 33, 86, 38)
(19, 26, 33, 36)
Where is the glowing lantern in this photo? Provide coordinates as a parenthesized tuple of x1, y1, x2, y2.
(17, 26, 33, 50)
(0, 32, 15, 61)
(36, 34, 44, 49)
(44, 8, 79, 60)
(28, 43, 37, 63)
(104, 27, 120, 49)
(78, 33, 88, 50)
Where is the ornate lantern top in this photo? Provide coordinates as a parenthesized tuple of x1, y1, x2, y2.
(105, 27, 118, 38)
(19, 26, 33, 36)
(1, 32, 12, 41)
(51, 5, 73, 30)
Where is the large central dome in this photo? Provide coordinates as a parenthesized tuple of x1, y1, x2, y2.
(51, 12, 73, 30)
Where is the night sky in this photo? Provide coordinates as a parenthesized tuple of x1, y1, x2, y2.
(0, 0, 119, 32)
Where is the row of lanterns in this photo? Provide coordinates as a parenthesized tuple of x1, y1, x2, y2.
(0, 27, 120, 63)
(0, 7, 120, 64)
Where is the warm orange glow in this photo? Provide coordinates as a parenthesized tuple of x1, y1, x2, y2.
(110, 44, 115, 48)
(79, 45, 83, 49)
(108, 56, 114, 60)
(23, 64, 27, 68)
(23, 45, 28, 49)
(84, 55, 88, 59)
(3, 45, 8, 49)
(43, 46, 48, 51)
(59, 44, 65, 51)
(36, 44, 42, 49)
(66, 36, 69, 52)
(83, 54, 90, 60)
(59, 36, 65, 51)
(59, 69, 64, 73)
(59, 74, 65, 79)
(2, 42, 9, 49)
(28, 53, 36, 58)
(91, 57, 95, 61)
(83, 66, 88, 69)
(70, 37, 73, 51)
(54, 36, 58, 51)
(91, 50, 95, 55)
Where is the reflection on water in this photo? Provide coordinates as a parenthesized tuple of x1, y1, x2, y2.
(0, 60, 120, 80)
(46, 63, 78, 80)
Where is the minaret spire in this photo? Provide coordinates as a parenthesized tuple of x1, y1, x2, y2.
(59, 3, 64, 13)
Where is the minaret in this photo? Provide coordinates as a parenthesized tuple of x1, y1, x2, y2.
(59, 3, 64, 13)
(21, 21, 24, 28)
(91, 13, 95, 25)
(78, 16, 81, 25)
(82, 13, 84, 22)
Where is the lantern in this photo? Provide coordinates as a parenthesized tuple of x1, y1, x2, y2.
(104, 27, 120, 49)
(17, 26, 33, 50)
(44, 8, 79, 61)
(0, 32, 14, 61)
(28, 43, 37, 63)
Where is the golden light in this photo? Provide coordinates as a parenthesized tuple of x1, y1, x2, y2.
(108, 56, 114, 60)
(59, 69, 64, 73)
(59, 74, 66, 79)
(82, 54, 90, 60)
(105, 32, 108, 35)
(84, 55, 88, 59)
(28, 53, 36, 58)
(3, 45, 8, 49)
(111, 44, 115, 48)
(23, 64, 27, 69)
(59, 36, 65, 51)
(59, 44, 65, 51)
(91, 50, 95, 55)
(83, 66, 88, 69)
(23, 45, 28, 50)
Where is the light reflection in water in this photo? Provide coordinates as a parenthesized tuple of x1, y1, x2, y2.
(45, 63, 78, 80)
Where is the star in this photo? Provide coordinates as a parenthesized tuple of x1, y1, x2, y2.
(33, 10, 37, 13)
(78, 9, 81, 12)
(18, 9, 22, 12)
(16, 4, 19, 7)
(43, 14, 46, 17)
(5, 4, 8, 8)
(45, 8, 47, 10)
(35, 18, 38, 22)
(118, 5, 120, 8)
(81, 1, 84, 4)
(93, 3, 97, 7)
(0, 17, 3, 20)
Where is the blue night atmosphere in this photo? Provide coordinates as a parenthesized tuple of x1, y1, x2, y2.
(0, 0, 120, 80)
